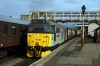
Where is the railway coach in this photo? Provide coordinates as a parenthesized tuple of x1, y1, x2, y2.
(0, 15, 29, 57)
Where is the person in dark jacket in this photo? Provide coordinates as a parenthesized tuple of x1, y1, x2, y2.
(92, 30, 97, 42)
(84, 31, 87, 44)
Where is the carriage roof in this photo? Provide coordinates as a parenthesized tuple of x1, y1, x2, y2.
(0, 15, 30, 25)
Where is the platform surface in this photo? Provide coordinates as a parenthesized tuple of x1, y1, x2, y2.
(30, 37, 100, 66)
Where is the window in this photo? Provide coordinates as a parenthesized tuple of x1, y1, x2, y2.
(56, 28, 60, 33)
(12, 25, 16, 35)
(2, 24, 8, 36)
(19, 26, 22, 36)
(28, 25, 51, 33)
(51, 25, 55, 33)
(77, 27, 81, 30)
(44, 25, 50, 32)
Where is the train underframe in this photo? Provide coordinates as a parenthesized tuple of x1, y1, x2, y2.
(27, 43, 61, 58)
(0, 45, 26, 59)
(26, 37, 75, 58)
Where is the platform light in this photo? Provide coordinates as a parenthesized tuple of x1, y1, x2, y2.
(82, 5, 86, 15)
(81, 5, 86, 46)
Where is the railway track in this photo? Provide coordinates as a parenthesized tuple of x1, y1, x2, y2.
(0, 55, 16, 66)
(0, 48, 57, 66)
(0, 48, 40, 66)
(0, 39, 70, 66)
(15, 58, 40, 66)
(0, 54, 40, 66)
(14, 47, 60, 66)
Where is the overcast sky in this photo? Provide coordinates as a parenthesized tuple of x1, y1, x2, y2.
(0, 0, 100, 27)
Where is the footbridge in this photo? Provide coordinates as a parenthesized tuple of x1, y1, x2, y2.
(29, 11, 100, 23)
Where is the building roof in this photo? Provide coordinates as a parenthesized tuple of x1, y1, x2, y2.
(95, 27, 100, 30)
(0, 15, 30, 25)
(77, 22, 100, 27)
(89, 22, 100, 26)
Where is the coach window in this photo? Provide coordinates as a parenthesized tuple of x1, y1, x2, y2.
(2, 24, 8, 36)
(56, 28, 60, 33)
(12, 25, 16, 36)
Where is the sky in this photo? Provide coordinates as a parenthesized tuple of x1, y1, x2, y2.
(0, 0, 100, 27)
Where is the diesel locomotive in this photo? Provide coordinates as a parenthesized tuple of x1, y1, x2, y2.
(27, 19, 77, 58)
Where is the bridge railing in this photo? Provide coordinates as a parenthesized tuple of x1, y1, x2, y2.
(29, 11, 100, 22)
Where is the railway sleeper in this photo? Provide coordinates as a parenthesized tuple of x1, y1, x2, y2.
(0, 50, 7, 58)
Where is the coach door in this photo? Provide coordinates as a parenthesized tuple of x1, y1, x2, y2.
(64, 29, 66, 40)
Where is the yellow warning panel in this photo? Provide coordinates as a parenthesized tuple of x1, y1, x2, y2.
(27, 33, 52, 58)
(27, 50, 51, 58)
(27, 33, 51, 47)
(41, 50, 51, 57)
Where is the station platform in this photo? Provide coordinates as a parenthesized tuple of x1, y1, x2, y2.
(30, 37, 100, 66)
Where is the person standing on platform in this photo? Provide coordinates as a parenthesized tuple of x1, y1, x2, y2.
(81, 31, 83, 42)
(84, 31, 87, 44)
(93, 30, 97, 42)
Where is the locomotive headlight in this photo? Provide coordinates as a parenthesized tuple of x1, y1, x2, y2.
(35, 42, 39, 46)
(28, 35, 31, 37)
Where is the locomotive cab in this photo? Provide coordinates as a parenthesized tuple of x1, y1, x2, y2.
(27, 19, 55, 58)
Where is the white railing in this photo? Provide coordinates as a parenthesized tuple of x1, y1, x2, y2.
(29, 11, 100, 22)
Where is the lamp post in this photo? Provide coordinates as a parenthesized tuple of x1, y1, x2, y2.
(81, 5, 86, 46)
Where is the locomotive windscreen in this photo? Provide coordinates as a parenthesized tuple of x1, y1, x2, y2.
(28, 25, 49, 33)
(28, 25, 55, 33)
